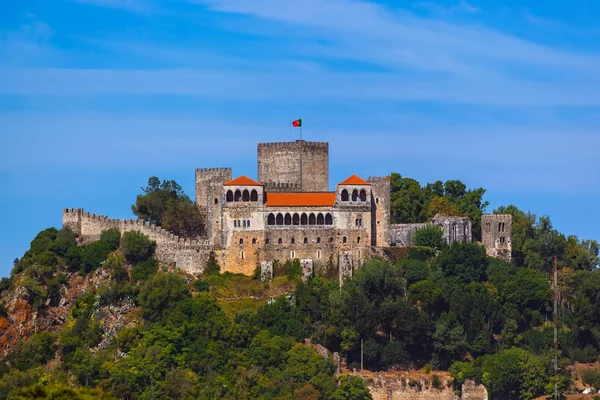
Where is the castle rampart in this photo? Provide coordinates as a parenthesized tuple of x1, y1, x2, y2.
(63, 208, 211, 275)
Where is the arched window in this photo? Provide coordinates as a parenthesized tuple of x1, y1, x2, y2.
(303, 237, 308, 244)
(234, 190, 242, 201)
(247, 220, 250, 228)
(359, 189, 366, 202)
(226, 190, 234, 202)
(242, 190, 250, 202)
(293, 213, 300, 225)
(376, 197, 379, 204)
(309, 213, 316, 225)
(343, 236, 347, 243)
(268, 213, 275, 225)
(325, 213, 333, 225)
(252, 238, 256, 245)
(276, 213, 283, 225)
(301, 213, 308, 225)
(284, 213, 292, 225)
(234, 220, 237, 228)
(243, 220, 247, 228)
(239, 238, 243, 244)
(250, 190, 258, 202)
(341, 189, 349, 201)
(352, 189, 359, 201)
(278, 238, 283, 244)
(316, 237, 321, 244)
(214, 198, 219, 204)
(291, 237, 295, 244)
(266, 238, 270, 244)
(290, 250, 295, 259)
(357, 237, 361, 244)
(317, 213, 324, 225)
(317, 250, 321, 259)
(329, 237, 334, 243)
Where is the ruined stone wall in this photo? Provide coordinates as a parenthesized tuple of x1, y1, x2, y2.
(430, 215, 472, 245)
(62, 208, 211, 275)
(369, 177, 391, 247)
(481, 214, 512, 262)
(365, 374, 488, 400)
(390, 223, 427, 247)
(257, 141, 329, 192)
(195, 168, 232, 248)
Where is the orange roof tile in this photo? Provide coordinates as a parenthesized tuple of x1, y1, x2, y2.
(223, 176, 262, 186)
(339, 174, 370, 185)
(265, 192, 336, 207)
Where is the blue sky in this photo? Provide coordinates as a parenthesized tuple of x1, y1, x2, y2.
(1, 0, 599, 277)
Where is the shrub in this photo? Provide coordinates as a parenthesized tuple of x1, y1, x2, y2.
(100, 228, 121, 250)
(121, 231, 156, 264)
(582, 369, 600, 389)
(413, 225, 446, 251)
(81, 241, 112, 274)
(409, 246, 437, 261)
(203, 251, 221, 276)
(194, 279, 210, 292)
(432, 374, 443, 390)
(424, 364, 431, 374)
(131, 257, 158, 281)
(52, 228, 78, 257)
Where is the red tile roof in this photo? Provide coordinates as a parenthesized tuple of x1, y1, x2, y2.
(339, 174, 370, 185)
(223, 176, 262, 186)
(265, 192, 336, 207)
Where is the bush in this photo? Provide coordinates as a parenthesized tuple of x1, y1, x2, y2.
(194, 279, 210, 292)
(203, 251, 221, 276)
(424, 364, 431, 374)
(81, 241, 112, 274)
(100, 228, 121, 250)
(409, 246, 437, 261)
(52, 228, 78, 257)
(413, 225, 446, 251)
(121, 231, 156, 264)
(582, 369, 600, 388)
(432, 374, 443, 390)
(131, 257, 158, 281)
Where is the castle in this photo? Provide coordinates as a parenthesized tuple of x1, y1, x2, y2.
(63, 140, 512, 280)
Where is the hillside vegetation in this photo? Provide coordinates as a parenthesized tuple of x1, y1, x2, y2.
(0, 174, 598, 400)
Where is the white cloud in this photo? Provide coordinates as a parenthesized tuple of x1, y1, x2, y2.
(66, 0, 152, 13)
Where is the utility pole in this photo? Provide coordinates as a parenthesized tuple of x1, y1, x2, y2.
(553, 255, 558, 400)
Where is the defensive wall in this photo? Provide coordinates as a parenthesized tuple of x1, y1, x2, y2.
(63, 208, 212, 275)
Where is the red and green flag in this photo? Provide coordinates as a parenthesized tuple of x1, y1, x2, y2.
(292, 119, 302, 128)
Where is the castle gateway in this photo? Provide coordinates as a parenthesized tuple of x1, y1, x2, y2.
(63, 140, 512, 277)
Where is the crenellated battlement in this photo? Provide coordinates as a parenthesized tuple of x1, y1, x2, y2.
(264, 182, 302, 190)
(367, 176, 391, 183)
(258, 141, 328, 149)
(195, 167, 232, 175)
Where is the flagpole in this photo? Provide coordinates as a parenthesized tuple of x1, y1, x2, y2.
(289, 120, 291, 141)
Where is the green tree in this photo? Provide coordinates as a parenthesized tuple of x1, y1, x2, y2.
(413, 225, 446, 251)
(121, 231, 156, 264)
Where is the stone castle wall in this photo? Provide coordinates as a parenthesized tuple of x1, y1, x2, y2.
(63, 208, 212, 275)
(257, 141, 329, 192)
(369, 176, 391, 247)
(481, 214, 512, 262)
(195, 167, 232, 248)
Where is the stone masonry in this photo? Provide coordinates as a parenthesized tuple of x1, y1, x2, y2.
(63, 140, 511, 277)
(481, 214, 512, 262)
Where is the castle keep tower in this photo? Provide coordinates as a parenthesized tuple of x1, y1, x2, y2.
(195, 168, 232, 248)
(258, 141, 329, 192)
(369, 176, 391, 247)
(482, 214, 512, 263)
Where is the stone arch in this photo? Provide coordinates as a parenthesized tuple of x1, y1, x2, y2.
(214, 198, 219, 204)
(234, 190, 242, 202)
(250, 189, 258, 202)
(226, 190, 234, 202)
(316, 237, 321, 244)
(268, 213, 275, 225)
(293, 213, 300, 225)
(325, 213, 333, 225)
(278, 238, 283, 244)
(239, 238, 244, 244)
(291, 237, 295, 244)
(359, 189, 367, 202)
(341, 189, 349, 201)
(243, 220, 247, 228)
(242, 190, 250, 202)
(304, 237, 308, 244)
(317, 213, 324, 225)
(309, 213, 316, 225)
(276, 213, 283, 225)
(265, 238, 270, 244)
(343, 236, 347, 243)
(284, 213, 292, 225)
(301, 213, 308, 225)
(352, 189, 359, 201)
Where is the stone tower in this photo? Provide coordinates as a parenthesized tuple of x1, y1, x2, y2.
(369, 176, 391, 247)
(257, 140, 329, 192)
(195, 167, 232, 248)
(481, 214, 512, 262)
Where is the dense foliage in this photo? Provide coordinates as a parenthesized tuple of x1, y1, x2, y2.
(132, 177, 205, 238)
